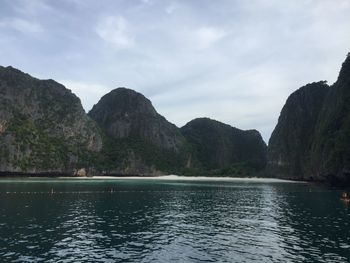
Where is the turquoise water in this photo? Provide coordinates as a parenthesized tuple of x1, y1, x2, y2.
(0, 178, 349, 262)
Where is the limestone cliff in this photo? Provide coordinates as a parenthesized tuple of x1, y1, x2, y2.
(267, 82, 329, 179)
(181, 118, 267, 176)
(88, 88, 190, 175)
(268, 53, 350, 184)
(0, 66, 102, 174)
(310, 54, 350, 184)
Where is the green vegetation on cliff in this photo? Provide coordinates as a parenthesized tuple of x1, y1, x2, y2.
(268, 82, 329, 179)
(310, 53, 350, 184)
(0, 68, 268, 177)
(88, 88, 192, 175)
(0, 66, 102, 173)
(268, 53, 350, 184)
(181, 118, 267, 176)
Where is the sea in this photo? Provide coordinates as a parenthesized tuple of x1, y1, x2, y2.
(0, 176, 349, 262)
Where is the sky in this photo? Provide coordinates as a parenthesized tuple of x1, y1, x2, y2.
(1, 0, 350, 142)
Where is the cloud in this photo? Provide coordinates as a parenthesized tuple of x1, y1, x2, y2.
(165, 4, 176, 14)
(96, 16, 134, 49)
(195, 26, 227, 49)
(0, 18, 43, 34)
(1, 0, 350, 142)
(149, 60, 289, 140)
(13, 0, 52, 16)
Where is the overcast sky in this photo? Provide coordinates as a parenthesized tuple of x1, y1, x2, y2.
(1, 0, 350, 142)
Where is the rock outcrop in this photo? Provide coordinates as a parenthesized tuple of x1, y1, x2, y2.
(0, 66, 102, 174)
(88, 88, 190, 175)
(267, 82, 329, 179)
(74, 168, 87, 177)
(88, 88, 186, 151)
(181, 118, 267, 175)
(0, 66, 269, 177)
(268, 53, 350, 184)
(310, 53, 350, 184)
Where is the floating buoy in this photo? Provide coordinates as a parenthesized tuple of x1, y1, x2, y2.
(341, 192, 350, 202)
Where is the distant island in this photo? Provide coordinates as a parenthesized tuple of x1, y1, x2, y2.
(0, 53, 349, 185)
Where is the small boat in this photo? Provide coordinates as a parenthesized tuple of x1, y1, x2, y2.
(341, 192, 350, 202)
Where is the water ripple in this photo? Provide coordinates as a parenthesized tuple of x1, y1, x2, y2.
(0, 179, 349, 262)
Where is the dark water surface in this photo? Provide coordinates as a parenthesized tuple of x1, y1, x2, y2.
(0, 178, 349, 262)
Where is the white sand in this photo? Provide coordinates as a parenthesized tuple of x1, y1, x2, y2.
(77, 175, 300, 183)
(0, 175, 302, 183)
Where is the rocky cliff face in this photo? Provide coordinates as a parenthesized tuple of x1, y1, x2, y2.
(0, 66, 102, 173)
(310, 54, 350, 184)
(0, 66, 270, 177)
(268, 53, 350, 184)
(89, 88, 185, 151)
(181, 118, 267, 175)
(267, 82, 329, 179)
(88, 88, 190, 175)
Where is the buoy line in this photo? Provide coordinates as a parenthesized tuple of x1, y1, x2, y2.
(0, 189, 227, 194)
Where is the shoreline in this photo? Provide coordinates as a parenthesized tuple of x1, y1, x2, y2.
(0, 174, 304, 183)
(90, 175, 302, 183)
